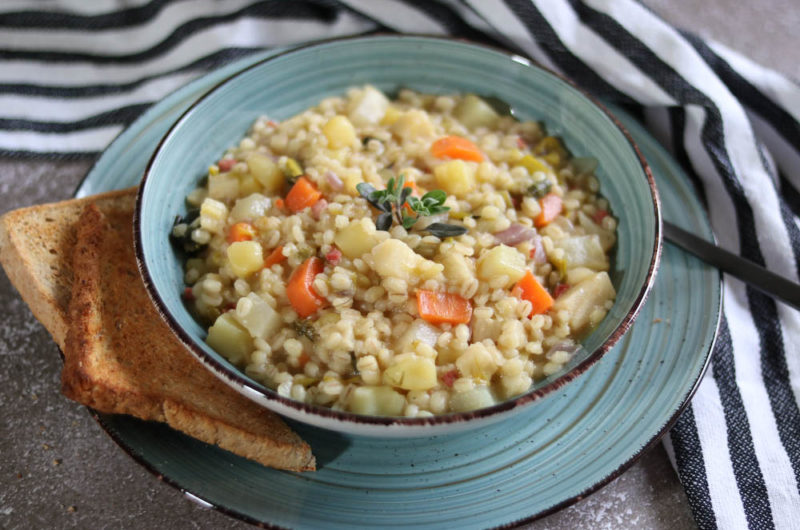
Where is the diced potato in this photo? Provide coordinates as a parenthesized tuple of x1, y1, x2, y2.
(383, 357, 437, 390)
(577, 211, 616, 251)
(234, 292, 281, 339)
(226, 241, 264, 278)
(238, 175, 261, 196)
(341, 172, 364, 195)
(552, 271, 616, 332)
(230, 193, 270, 222)
(565, 266, 596, 285)
(554, 235, 609, 271)
(455, 343, 498, 382)
(391, 110, 435, 139)
(347, 386, 406, 416)
(334, 220, 380, 259)
(208, 173, 240, 200)
(477, 245, 526, 286)
(323, 115, 356, 149)
(347, 85, 390, 126)
(381, 105, 402, 126)
(453, 94, 499, 129)
(394, 320, 441, 355)
(206, 312, 253, 365)
(199, 197, 228, 234)
(449, 386, 496, 412)
(434, 159, 476, 198)
(247, 153, 283, 193)
(370, 239, 421, 280)
(438, 252, 474, 284)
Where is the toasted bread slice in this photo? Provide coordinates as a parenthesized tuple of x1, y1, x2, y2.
(61, 203, 315, 471)
(0, 188, 138, 349)
(0, 191, 314, 471)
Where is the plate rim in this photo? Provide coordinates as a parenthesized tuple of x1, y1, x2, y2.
(73, 43, 720, 528)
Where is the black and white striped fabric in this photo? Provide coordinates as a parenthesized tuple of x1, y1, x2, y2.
(3, 1, 799, 528)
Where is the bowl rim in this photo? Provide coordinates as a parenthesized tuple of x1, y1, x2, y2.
(134, 33, 663, 428)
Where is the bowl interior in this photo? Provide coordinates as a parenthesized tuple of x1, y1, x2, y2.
(139, 36, 658, 416)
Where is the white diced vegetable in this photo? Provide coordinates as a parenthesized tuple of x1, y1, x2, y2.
(449, 386, 496, 412)
(477, 245, 526, 286)
(323, 115, 356, 149)
(206, 312, 253, 365)
(199, 197, 228, 234)
(552, 271, 616, 332)
(247, 153, 283, 193)
(434, 159, 476, 198)
(391, 110, 435, 139)
(383, 357, 437, 390)
(334, 220, 380, 259)
(554, 235, 609, 271)
(455, 343, 498, 382)
(394, 320, 441, 354)
(226, 241, 264, 278)
(347, 85, 390, 126)
(577, 211, 616, 251)
(230, 193, 270, 222)
(370, 239, 421, 280)
(347, 386, 406, 416)
(453, 94, 499, 129)
(439, 251, 474, 284)
(234, 292, 281, 339)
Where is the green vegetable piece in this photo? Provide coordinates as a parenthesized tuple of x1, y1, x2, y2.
(528, 180, 553, 199)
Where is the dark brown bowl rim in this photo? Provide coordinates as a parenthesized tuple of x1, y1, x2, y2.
(133, 34, 663, 429)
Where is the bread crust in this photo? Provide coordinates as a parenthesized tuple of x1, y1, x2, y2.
(1, 192, 314, 472)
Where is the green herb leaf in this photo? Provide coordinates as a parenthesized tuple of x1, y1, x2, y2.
(376, 212, 393, 231)
(425, 223, 468, 239)
(292, 320, 318, 342)
(402, 213, 418, 230)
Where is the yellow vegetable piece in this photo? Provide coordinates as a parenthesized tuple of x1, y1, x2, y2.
(434, 159, 476, 198)
(206, 313, 253, 365)
(383, 357, 437, 390)
(477, 245, 526, 286)
(226, 240, 264, 278)
(247, 153, 283, 193)
(323, 115, 356, 149)
(347, 386, 406, 416)
(334, 220, 380, 260)
(518, 154, 553, 176)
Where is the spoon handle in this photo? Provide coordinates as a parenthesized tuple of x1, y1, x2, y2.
(663, 221, 800, 311)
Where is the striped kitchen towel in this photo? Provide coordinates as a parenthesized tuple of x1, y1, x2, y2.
(1, 1, 798, 528)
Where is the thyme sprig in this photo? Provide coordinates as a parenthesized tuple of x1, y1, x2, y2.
(356, 175, 467, 238)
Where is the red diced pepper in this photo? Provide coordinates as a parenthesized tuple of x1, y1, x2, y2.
(326, 246, 342, 265)
(183, 287, 194, 301)
(593, 209, 609, 224)
(442, 369, 459, 388)
(516, 136, 527, 149)
(553, 283, 570, 298)
(218, 158, 236, 172)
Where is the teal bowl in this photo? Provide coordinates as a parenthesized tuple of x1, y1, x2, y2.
(135, 35, 661, 436)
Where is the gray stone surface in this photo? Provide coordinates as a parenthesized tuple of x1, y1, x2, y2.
(2, 1, 797, 528)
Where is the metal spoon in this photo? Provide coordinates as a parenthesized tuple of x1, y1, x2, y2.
(664, 221, 800, 311)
